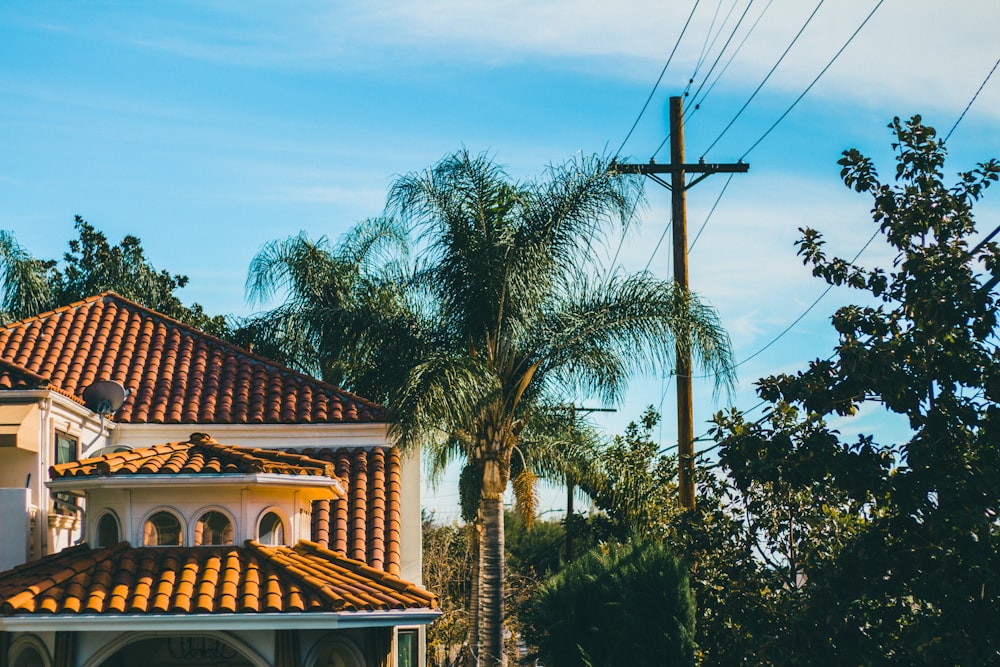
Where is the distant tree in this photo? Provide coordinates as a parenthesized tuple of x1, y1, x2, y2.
(422, 513, 475, 667)
(714, 115, 1000, 663)
(0, 217, 228, 336)
(523, 540, 696, 667)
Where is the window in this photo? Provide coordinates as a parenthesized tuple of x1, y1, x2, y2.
(397, 629, 419, 667)
(53, 432, 78, 515)
(96, 512, 120, 547)
(143, 511, 182, 546)
(194, 510, 234, 546)
(257, 510, 285, 545)
(11, 646, 46, 667)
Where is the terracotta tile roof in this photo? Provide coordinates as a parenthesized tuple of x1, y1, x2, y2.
(50, 433, 340, 481)
(0, 293, 385, 424)
(0, 540, 436, 617)
(303, 447, 403, 575)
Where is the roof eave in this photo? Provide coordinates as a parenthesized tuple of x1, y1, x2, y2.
(47, 473, 347, 497)
(0, 608, 441, 632)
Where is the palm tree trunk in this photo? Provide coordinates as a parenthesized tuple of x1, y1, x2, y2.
(478, 490, 506, 667)
(467, 520, 480, 667)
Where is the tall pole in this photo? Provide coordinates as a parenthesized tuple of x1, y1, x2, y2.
(609, 95, 748, 511)
(670, 96, 696, 511)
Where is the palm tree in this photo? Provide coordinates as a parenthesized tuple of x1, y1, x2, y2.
(0, 230, 53, 322)
(244, 150, 735, 666)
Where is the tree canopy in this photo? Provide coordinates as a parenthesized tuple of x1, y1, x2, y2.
(243, 149, 735, 666)
(714, 115, 1000, 664)
(0, 217, 227, 335)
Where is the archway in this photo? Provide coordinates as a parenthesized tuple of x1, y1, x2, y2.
(89, 633, 266, 667)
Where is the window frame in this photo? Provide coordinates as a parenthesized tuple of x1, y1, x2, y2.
(141, 508, 184, 547)
(255, 507, 288, 546)
(191, 507, 236, 546)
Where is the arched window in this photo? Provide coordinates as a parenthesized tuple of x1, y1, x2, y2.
(11, 646, 45, 667)
(96, 512, 120, 547)
(257, 510, 286, 546)
(143, 510, 182, 546)
(194, 510, 234, 546)
(9, 635, 50, 667)
(306, 638, 364, 667)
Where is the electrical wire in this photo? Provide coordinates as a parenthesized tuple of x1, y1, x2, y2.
(688, 173, 735, 252)
(945, 55, 1000, 144)
(614, 0, 702, 158)
(692, 227, 881, 379)
(652, 0, 774, 161)
(643, 210, 673, 273)
(739, 0, 885, 160)
(685, 0, 732, 97)
(686, 0, 756, 115)
(701, 0, 825, 158)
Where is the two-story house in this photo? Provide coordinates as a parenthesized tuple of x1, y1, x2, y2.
(0, 293, 438, 667)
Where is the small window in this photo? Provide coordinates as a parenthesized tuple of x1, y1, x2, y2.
(144, 511, 182, 546)
(194, 510, 234, 546)
(53, 432, 78, 515)
(397, 629, 419, 667)
(96, 512, 120, 547)
(258, 511, 285, 546)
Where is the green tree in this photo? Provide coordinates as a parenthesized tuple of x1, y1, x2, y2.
(245, 150, 735, 666)
(523, 540, 696, 667)
(574, 408, 791, 666)
(714, 115, 1000, 664)
(422, 513, 475, 667)
(0, 217, 227, 335)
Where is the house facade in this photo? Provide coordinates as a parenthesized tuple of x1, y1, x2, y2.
(0, 293, 438, 667)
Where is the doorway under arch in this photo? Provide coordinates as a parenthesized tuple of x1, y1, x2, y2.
(88, 632, 267, 667)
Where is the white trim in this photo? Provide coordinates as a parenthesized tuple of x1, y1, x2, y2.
(113, 422, 391, 448)
(48, 473, 346, 497)
(7, 633, 52, 667)
(0, 609, 441, 632)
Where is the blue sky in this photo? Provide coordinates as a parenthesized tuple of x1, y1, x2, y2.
(3, 1, 999, 519)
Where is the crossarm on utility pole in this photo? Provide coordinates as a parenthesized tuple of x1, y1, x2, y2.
(607, 96, 748, 511)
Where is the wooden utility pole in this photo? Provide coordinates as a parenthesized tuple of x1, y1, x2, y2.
(610, 95, 748, 510)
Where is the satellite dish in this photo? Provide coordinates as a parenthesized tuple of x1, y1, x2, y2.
(82, 380, 129, 415)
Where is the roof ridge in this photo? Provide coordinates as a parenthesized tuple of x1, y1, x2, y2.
(102, 293, 387, 415)
(0, 293, 112, 331)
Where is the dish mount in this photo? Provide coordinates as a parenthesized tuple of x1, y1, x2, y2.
(82, 380, 129, 415)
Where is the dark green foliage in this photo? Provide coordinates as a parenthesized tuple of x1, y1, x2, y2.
(0, 217, 228, 336)
(524, 540, 696, 667)
(714, 115, 1000, 664)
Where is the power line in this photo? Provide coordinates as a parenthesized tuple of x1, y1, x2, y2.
(685, 0, 732, 97)
(686, 0, 756, 115)
(688, 172, 735, 252)
(739, 0, 885, 160)
(701, 0, 825, 158)
(692, 227, 881, 379)
(653, 0, 774, 161)
(614, 0, 702, 158)
(945, 55, 1000, 144)
(643, 211, 673, 273)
